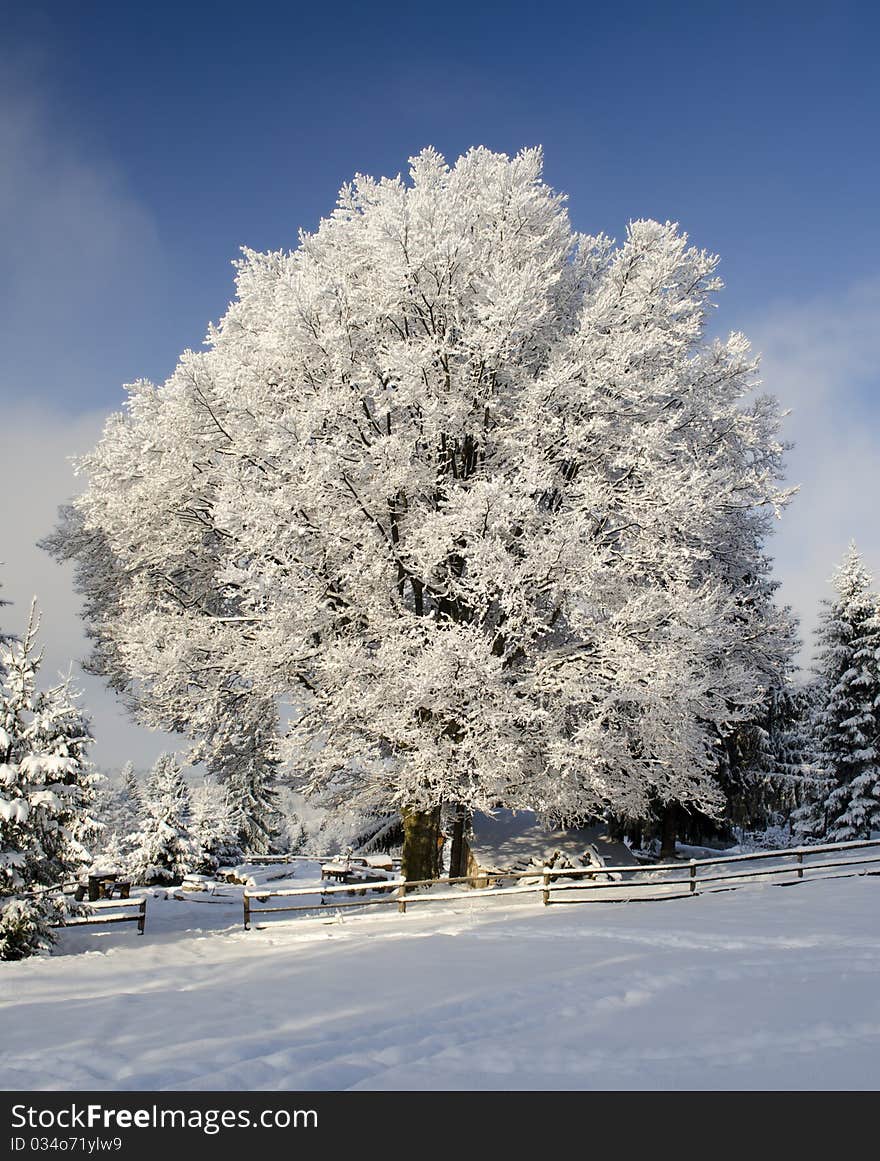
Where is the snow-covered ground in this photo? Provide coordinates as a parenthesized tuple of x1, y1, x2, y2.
(2, 870, 879, 1091)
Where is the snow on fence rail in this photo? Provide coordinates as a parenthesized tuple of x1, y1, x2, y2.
(242, 853, 402, 867)
(241, 838, 880, 929)
(59, 896, 147, 935)
(242, 854, 329, 864)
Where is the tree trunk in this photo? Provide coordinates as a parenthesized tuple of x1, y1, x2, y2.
(447, 804, 468, 879)
(402, 805, 442, 882)
(659, 802, 678, 860)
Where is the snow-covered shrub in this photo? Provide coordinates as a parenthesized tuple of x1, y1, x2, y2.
(0, 894, 65, 961)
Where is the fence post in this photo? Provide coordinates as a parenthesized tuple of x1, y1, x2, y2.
(137, 899, 146, 935)
(243, 893, 251, 931)
(797, 850, 804, 880)
(689, 860, 697, 895)
(542, 866, 551, 906)
(397, 881, 407, 914)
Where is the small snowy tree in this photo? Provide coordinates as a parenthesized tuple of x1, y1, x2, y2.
(121, 760, 143, 819)
(195, 693, 283, 855)
(93, 760, 144, 859)
(0, 575, 11, 645)
(129, 753, 197, 885)
(0, 604, 99, 959)
(190, 778, 243, 873)
(810, 545, 880, 842)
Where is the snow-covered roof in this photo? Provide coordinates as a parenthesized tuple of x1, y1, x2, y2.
(467, 809, 639, 871)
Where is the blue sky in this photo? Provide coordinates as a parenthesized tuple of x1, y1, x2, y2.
(1, 0, 879, 767)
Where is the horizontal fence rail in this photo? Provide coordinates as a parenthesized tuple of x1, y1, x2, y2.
(242, 854, 332, 865)
(241, 853, 403, 867)
(244, 878, 406, 928)
(58, 896, 147, 935)
(242, 838, 880, 929)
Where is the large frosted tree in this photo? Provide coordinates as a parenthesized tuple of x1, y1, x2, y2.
(46, 147, 794, 878)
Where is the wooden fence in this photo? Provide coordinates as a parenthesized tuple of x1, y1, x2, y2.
(242, 853, 403, 869)
(242, 854, 328, 865)
(242, 838, 880, 929)
(58, 896, 147, 935)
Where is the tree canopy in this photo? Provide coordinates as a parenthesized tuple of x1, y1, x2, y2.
(47, 147, 796, 869)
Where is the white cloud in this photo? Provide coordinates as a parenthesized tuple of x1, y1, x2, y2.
(748, 278, 880, 665)
(0, 50, 168, 405)
(0, 404, 185, 771)
(0, 56, 182, 771)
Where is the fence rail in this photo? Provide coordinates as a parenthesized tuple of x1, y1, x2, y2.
(242, 838, 880, 929)
(58, 896, 147, 935)
(242, 853, 403, 867)
(242, 854, 330, 865)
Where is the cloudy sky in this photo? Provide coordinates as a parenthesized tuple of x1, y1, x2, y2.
(1, 1, 878, 770)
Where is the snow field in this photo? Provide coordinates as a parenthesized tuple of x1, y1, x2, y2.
(2, 873, 879, 1091)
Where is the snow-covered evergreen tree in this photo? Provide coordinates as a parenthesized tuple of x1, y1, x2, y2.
(0, 604, 99, 959)
(718, 683, 816, 844)
(788, 682, 831, 843)
(92, 760, 144, 859)
(121, 760, 143, 819)
(0, 576, 11, 645)
(128, 753, 197, 885)
(190, 778, 243, 873)
(46, 147, 795, 878)
(194, 693, 282, 855)
(809, 545, 880, 842)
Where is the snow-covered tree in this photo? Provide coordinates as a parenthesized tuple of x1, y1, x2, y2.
(0, 604, 99, 959)
(192, 693, 283, 854)
(719, 683, 816, 842)
(121, 760, 143, 818)
(190, 778, 243, 873)
(809, 545, 880, 841)
(128, 753, 197, 885)
(272, 785, 311, 853)
(46, 147, 795, 879)
(0, 575, 11, 645)
(785, 681, 831, 843)
(92, 760, 144, 859)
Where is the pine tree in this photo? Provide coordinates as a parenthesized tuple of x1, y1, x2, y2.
(199, 695, 282, 855)
(0, 575, 11, 645)
(121, 760, 143, 819)
(128, 753, 197, 885)
(190, 778, 243, 873)
(811, 545, 880, 841)
(724, 684, 815, 840)
(0, 604, 99, 959)
(790, 682, 832, 843)
(92, 761, 144, 861)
